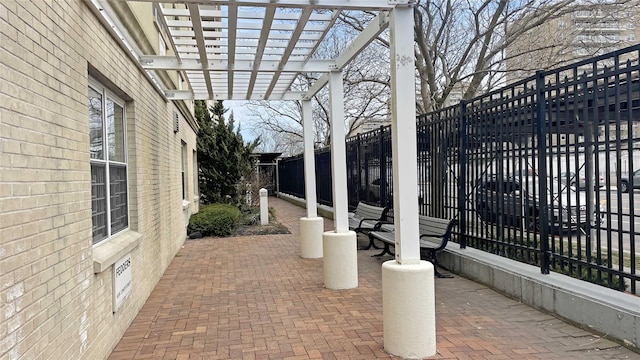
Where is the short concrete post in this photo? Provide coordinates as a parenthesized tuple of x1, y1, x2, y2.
(300, 217, 323, 258)
(259, 188, 268, 225)
(323, 230, 358, 289)
(383, 260, 436, 358)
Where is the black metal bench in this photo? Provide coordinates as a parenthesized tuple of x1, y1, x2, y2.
(348, 202, 390, 250)
(368, 215, 458, 278)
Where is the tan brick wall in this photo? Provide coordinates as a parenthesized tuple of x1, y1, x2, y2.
(0, 1, 198, 359)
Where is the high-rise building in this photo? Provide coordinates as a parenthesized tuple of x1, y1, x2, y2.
(506, 2, 640, 84)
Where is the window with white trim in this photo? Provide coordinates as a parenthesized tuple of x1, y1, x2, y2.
(88, 81, 129, 245)
(181, 141, 187, 200)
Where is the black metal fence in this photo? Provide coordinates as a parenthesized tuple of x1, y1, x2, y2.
(277, 148, 334, 207)
(278, 44, 640, 294)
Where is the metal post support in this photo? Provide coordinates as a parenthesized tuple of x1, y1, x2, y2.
(302, 100, 318, 218)
(329, 71, 349, 232)
(389, 7, 420, 265)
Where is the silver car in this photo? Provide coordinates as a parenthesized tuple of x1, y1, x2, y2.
(619, 169, 640, 193)
(556, 171, 604, 190)
(475, 173, 593, 231)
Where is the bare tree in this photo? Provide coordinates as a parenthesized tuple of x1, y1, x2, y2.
(344, 1, 572, 111)
(247, 1, 636, 151)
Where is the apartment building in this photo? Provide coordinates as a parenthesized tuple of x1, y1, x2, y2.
(1, 1, 200, 359)
(350, 117, 391, 136)
(505, 2, 640, 144)
(506, 3, 640, 82)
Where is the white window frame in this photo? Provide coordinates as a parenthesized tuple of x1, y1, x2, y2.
(89, 78, 130, 246)
(181, 141, 187, 200)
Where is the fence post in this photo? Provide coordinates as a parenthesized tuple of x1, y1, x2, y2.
(275, 159, 280, 194)
(584, 68, 599, 272)
(379, 125, 386, 207)
(459, 101, 467, 249)
(356, 134, 361, 205)
(535, 70, 551, 275)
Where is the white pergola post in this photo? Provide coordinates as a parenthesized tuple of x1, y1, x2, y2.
(382, 4, 436, 359)
(323, 71, 358, 290)
(300, 100, 323, 259)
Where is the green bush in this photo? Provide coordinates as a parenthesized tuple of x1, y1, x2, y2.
(188, 203, 241, 237)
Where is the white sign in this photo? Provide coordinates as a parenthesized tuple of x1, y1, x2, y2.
(113, 253, 132, 312)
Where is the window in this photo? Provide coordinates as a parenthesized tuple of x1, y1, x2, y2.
(181, 141, 187, 200)
(89, 81, 128, 245)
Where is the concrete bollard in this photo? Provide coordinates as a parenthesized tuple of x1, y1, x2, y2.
(382, 260, 436, 358)
(259, 188, 268, 225)
(300, 217, 323, 258)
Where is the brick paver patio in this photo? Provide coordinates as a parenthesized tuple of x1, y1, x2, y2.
(109, 197, 638, 359)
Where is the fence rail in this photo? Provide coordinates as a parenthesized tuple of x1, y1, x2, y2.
(278, 44, 640, 294)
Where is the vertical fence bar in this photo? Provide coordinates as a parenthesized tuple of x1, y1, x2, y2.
(627, 57, 637, 294)
(379, 126, 387, 207)
(356, 134, 361, 206)
(459, 101, 468, 248)
(536, 70, 551, 274)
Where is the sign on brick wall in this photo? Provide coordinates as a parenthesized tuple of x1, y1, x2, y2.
(113, 253, 132, 312)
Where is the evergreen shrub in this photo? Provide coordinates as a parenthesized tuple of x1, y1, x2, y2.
(187, 203, 241, 237)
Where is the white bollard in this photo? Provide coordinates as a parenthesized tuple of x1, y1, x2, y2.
(323, 230, 358, 289)
(382, 260, 436, 359)
(259, 188, 268, 225)
(300, 217, 323, 259)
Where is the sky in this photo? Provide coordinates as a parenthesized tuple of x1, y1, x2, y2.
(225, 100, 257, 142)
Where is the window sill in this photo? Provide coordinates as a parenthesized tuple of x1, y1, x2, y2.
(182, 199, 190, 210)
(93, 230, 142, 274)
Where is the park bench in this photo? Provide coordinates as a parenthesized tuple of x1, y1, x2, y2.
(348, 202, 390, 249)
(368, 215, 458, 278)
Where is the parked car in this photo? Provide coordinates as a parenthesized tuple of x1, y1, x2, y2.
(368, 177, 386, 201)
(474, 173, 596, 231)
(619, 169, 640, 193)
(368, 178, 424, 204)
(556, 171, 604, 190)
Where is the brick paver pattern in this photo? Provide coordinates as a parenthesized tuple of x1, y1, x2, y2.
(109, 197, 638, 360)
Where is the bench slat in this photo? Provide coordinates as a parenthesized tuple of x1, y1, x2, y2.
(367, 215, 458, 278)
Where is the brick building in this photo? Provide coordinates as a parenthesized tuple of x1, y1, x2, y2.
(1, 1, 199, 358)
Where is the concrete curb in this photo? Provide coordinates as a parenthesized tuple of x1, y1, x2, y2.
(275, 192, 335, 219)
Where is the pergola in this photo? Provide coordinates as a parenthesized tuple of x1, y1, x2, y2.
(88, 0, 434, 357)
